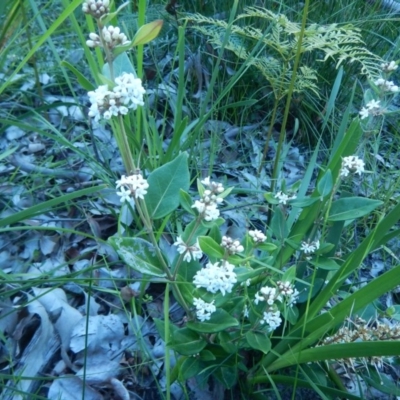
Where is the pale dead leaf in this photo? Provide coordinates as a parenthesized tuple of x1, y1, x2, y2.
(48, 375, 103, 400)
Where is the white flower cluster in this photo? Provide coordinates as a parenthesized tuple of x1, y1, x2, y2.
(82, 0, 109, 18)
(193, 261, 237, 296)
(381, 61, 398, 72)
(248, 229, 267, 243)
(221, 236, 244, 255)
(253, 281, 299, 331)
(261, 309, 282, 331)
(192, 177, 224, 221)
(86, 26, 129, 49)
(193, 298, 216, 322)
(340, 155, 365, 178)
(174, 236, 203, 262)
(277, 280, 300, 306)
(359, 99, 382, 120)
(88, 73, 145, 122)
(300, 239, 320, 254)
(254, 286, 281, 305)
(115, 173, 149, 201)
(275, 191, 297, 205)
(374, 78, 399, 93)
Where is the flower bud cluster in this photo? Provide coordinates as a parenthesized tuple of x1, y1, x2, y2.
(193, 260, 237, 296)
(374, 78, 399, 93)
(87, 26, 129, 49)
(88, 73, 145, 122)
(277, 280, 300, 306)
(82, 0, 110, 18)
(248, 229, 267, 243)
(174, 236, 203, 262)
(340, 155, 365, 178)
(381, 60, 398, 72)
(192, 177, 224, 221)
(115, 172, 149, 202)
(193, 298, 216, 322)
(318, 317, 400, 371)
(221, 236, 244, 255)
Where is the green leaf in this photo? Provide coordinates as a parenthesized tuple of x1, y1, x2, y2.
(198, 236, 224, 259)
(0, 185, 106, 228)
(317, 169, 333, 198)
(270, 341, 400, 371)
(109, 237, 166, 277)
(201, 217, 225, 228)
(145, 153, 190, 219)
(281, 265, 296, 281)
(270, 207, 289, 240)
(284, 306, 299, 325)
(179, 189, 195, 215)
(61, 60, 94, 91)
(174, 356, 205, 381)
(363, 369, 400, 396)
(257, 243, 278, 252)
(328, 197, 383, 221)
(289, 197, 320, 208)
(215, 366, 238, 389)
(187, 309, 239, 333)
(168, 327, 207, 355)
(131, 19, 164, 46)
(199, 350, 216, 361)
(218, 331, 238, 354)
(309, 257, 341, 271)
(103, 52, 136, 80)
(245, 331, 271, 354)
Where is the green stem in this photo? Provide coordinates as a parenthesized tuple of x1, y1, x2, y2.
(117, 115, 136, 173)
(270, 2, 310, 194)
(258, 98, 280, 175)
(164, 283, 171, 400)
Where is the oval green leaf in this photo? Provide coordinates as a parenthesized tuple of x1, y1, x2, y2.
(245, 331, 271, 354)
(328, 197, 383, 222)
(109, 237, 166, 277)
(145, 153, 190, 219)
(187, 309, 239, 333)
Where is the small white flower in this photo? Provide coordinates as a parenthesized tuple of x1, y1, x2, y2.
(366, 99, 381, 109)
(340, 156, 365, 177)
(243, 305, 249, 318)
(201, 177, 211, 186)
(193, 298, 216, 322)
(174, 236, 203, 262)
(359, 107, 369, 120)
(249, 229, 267, 243)
(300, 241, 316, 254)
(116, 186, 131, 203)
(275, 191, 297, 205)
